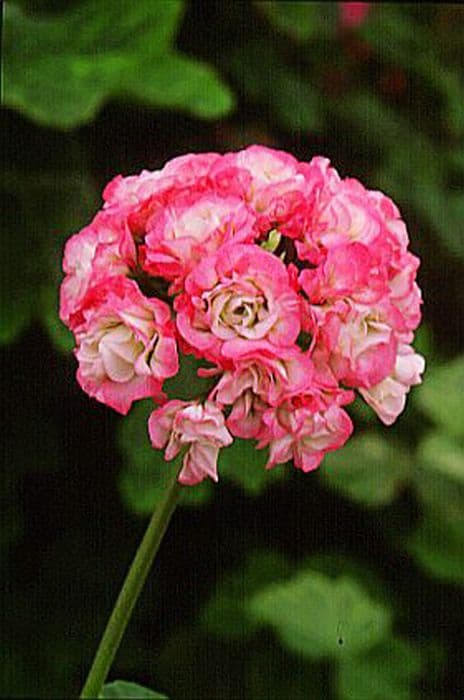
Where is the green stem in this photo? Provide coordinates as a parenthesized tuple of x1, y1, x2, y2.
(80, 470, 181, 699)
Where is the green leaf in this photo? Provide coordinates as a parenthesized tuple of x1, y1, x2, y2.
(415, 357, 464, 438)
(417, 432, 464, 484)
(39, 285, 74, 353)
(412, 324, 435, 367)
(409, 462, 464, 585)
(117, 401, 212, 515)
(361, 5, 464, 136)
(249, 570, 391, 659)
(228, 42, 322, 133)
(337, 637, 422, 700)
(100, 680, 167, 699)
(219, 439, 284, 494)
(408, 513, 464, 586)
(332, 92, 464, 261)
(0, 166, 97, 348)
(258, 1, 332, 42)
(201, 551, 291, 638)
(163, 353, 217, 402)
(158, 624, 326, 700)
(414, 463, 464, 534)
(322, 434, 412, 507)
(4, 1, 233, 129)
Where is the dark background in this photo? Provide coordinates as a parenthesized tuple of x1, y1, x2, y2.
(2, 2, 464, 697)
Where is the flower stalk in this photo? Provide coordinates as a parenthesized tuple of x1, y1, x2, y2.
(80, 469, 181, 699)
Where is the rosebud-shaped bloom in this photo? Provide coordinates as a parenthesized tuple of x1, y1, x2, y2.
(142, 192, 256, 289)
(148, 400, 233, 485)
(216, 145, 310, 238)
(387, 252, 422, 337)
(221, 145, 300, 191)
(299, 242, 388, 306)
(295, 176, 383, 264)
(103, 153, 225, 237)
(60, 211, 136, 329)
(175, 244, 301, 366)
(211, 340, 314, 439)
(259, 399, 353, 472)
(103, 153, 222, 212)
(312, 300, 399, 389)
(359, 344, 425, 424)
(74, 278, 178, 414)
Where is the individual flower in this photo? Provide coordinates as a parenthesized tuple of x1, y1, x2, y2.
(218, 145, 301, 192)
(142, 192, 256, 289)
(299, 241, 388, 306)
(359, 344, 425, 424)
(103, 153, 222, 213)
(311, 299, 399, 389)
(258, 398, 353, 472)
(294, 173, 384, 264)
(175, 243, 301, 366)
(387, 252, 422, 338)
(60, 210, 136, 329)
(102, 153, 223, 238)
(148, 400, 233, 485)
(211, 340, 314, 438)
(74, 277, 178, 414)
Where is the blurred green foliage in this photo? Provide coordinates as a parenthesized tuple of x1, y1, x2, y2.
(4, 1, 233, 128)
(2, 1, 464, 698)
(100, 680, 167, 698)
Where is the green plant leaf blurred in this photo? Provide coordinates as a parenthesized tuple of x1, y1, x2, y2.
(415, 357, 464, 439)
(218, 438, 284, 494)
(321, 434, 412, 507)
(0, 167, 96, 348)
(417, 432, 464, 483)
(331, 91, 464, 262)
(257, 1, 333, 42)
(228, 41, 323, 134)
(408, 440, 464, 585)
(361, 5, 464, 136)
(336, 636, 422, 700)
(201, 551, 291, 638)
(4, 1, 234, 129)
(100, 680, 168, 698)
(249, 569, 391, 659)
(158, 623, 326, 700)
(163, 353, 217, 402)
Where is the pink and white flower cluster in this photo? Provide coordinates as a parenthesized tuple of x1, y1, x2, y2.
(60, 146, 424, 485)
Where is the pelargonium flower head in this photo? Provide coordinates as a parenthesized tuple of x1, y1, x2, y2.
(74, 277, 178, 414)
(148, 400, 233, 485)
(60, 144, 424, 485)
(175, 243, 301, 366)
